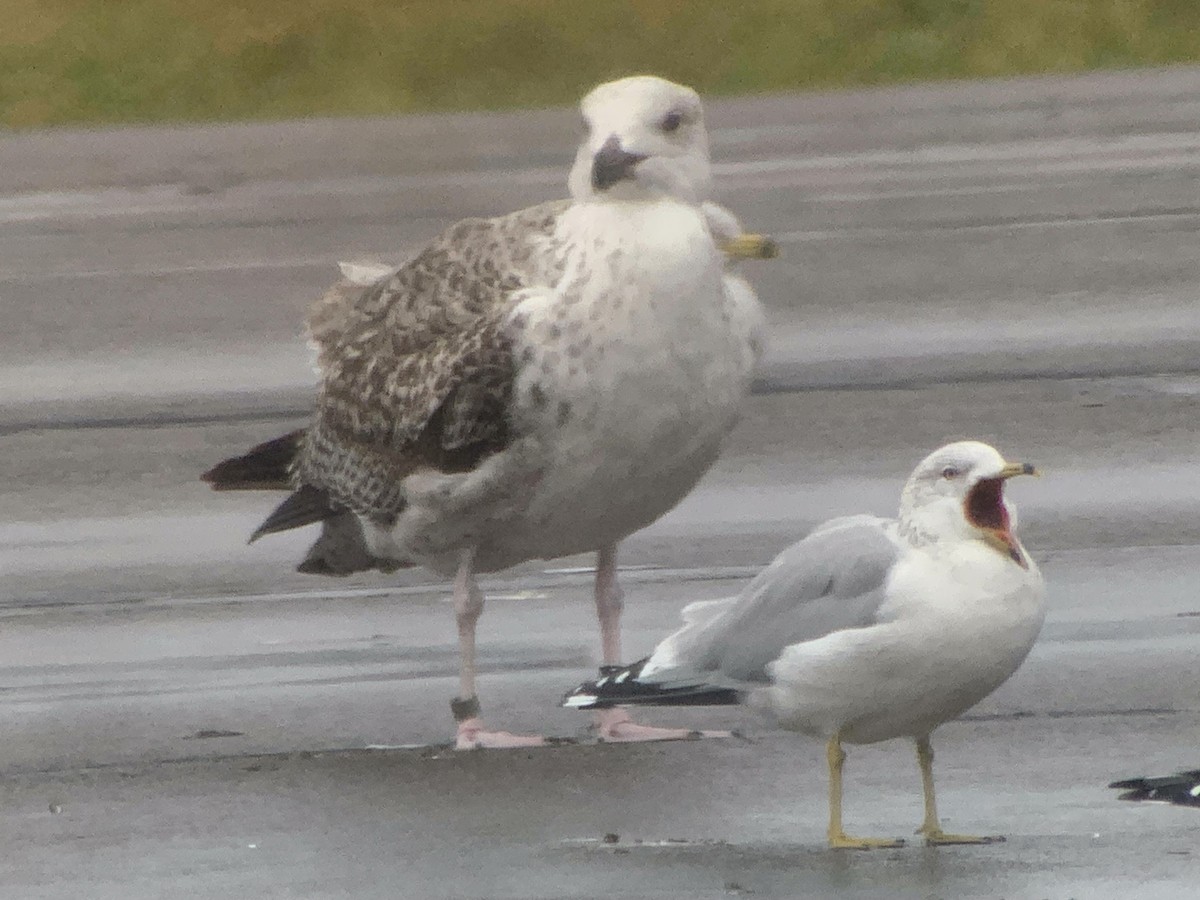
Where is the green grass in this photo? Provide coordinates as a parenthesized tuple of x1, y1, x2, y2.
(3, 0, 1200, 128)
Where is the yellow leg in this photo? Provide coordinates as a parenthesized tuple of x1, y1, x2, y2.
(720, 233, 779, 260)
(915, 736, 1003, 845)
(826, 734, 906, 850)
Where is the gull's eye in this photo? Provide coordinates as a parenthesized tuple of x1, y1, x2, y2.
(941, 466, 961, 479)
(660, 110, 683, 133)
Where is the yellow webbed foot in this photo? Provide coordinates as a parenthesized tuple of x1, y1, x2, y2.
(828, 831, 906, 851)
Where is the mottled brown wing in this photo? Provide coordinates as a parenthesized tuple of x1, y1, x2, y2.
(294, 201, 568, 518)
(306, 279, 364, 374)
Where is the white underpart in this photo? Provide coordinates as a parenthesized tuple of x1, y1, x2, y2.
(370, 198, 762, 573)
(759, 533, 1044, 743)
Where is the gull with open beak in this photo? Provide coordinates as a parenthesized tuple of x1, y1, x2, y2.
(565, 440, 1045, 848)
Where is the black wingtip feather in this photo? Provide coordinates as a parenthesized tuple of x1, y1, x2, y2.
(1108, 769, 1200, 806)
(562, 657, 741, 710)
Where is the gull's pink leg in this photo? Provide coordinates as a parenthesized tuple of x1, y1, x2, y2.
(452, 550, 545, 750)
(594, 543, 626, 666)
(590, 544, 725, 742)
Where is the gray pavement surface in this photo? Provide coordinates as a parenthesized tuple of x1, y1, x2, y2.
(1, 67, 1199, 898)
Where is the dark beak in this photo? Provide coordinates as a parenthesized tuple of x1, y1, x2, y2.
(591, 135, 646, 191)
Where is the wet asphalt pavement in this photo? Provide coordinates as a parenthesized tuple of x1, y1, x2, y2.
(1, 67, 1198, 898)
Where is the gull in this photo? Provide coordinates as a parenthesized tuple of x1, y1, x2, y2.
(202, 75, 771, 749)
(564, 440, 1045, 847)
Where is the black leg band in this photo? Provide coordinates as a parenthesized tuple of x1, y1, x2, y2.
(451, 696, 481, 722)
(598, 664, 625, 677)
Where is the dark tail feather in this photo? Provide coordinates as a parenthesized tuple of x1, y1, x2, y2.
(202, 430, 304, 491)
(562, 657, 741, 710)
(206, 432, 412, 575)
(250, 484, 335, 543)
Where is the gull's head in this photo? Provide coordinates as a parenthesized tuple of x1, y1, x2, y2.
(568, 75, 711, 204)
(899, 440, 1038, 565)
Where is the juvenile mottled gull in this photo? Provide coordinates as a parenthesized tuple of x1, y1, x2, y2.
(565, 441, 1045, 848)
(203, 75, 771, 749)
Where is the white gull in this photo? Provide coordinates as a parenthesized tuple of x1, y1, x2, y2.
(565, 440, 1046, 847)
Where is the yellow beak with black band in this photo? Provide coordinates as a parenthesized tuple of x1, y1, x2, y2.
(998, 461, 1038, 479)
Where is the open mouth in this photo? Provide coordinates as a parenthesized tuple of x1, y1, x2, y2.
(965, 478, 1025, 566)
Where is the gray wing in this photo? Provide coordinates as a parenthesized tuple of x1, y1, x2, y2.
(648, 515, 899, 685)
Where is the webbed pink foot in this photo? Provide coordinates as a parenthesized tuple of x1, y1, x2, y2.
(455, 717, 548, 750)
(592, 707, 729, 743)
